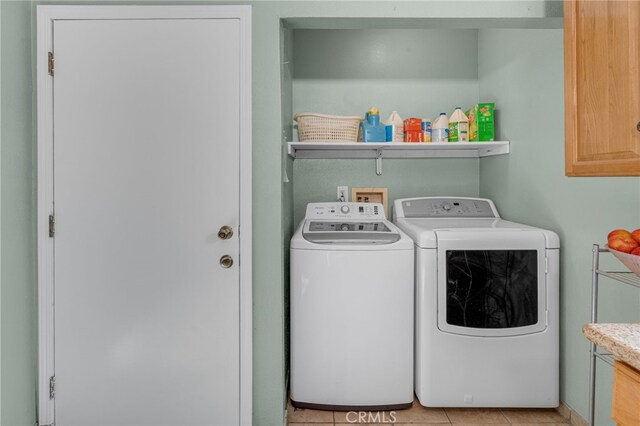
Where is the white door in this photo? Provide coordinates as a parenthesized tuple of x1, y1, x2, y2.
(37, 7, 251, 426)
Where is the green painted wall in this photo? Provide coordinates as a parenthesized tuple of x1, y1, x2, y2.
(291, 29, 481, 224)
(292, 29, 479, 117)
(249, 4, 288, 424)
(1, 2, 38, 425)
(293, 158, 479, 226)
(478, 29, 640, 425)
(280, 24, 294, 398)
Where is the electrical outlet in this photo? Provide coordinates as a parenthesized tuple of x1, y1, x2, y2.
(337, 186, 348, 202)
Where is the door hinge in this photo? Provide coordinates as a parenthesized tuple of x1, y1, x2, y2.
(49, 215, 55, 237)
(48, 52, 54, 76)
(49, 375, 55, 399)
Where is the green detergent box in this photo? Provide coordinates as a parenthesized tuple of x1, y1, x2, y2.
(466, 103, 495, 141)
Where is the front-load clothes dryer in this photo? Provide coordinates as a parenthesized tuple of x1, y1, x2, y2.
(290, 202, 414, 411)
(393, 197, 559, 408)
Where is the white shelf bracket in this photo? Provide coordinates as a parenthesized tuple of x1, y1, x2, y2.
(375, 148, 383, 176)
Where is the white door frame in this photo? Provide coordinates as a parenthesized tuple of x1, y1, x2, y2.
(36, 6, 252, 425)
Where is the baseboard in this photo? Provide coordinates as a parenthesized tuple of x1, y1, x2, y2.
(557, 401, 588, 426)
(284, 371, 290, 426)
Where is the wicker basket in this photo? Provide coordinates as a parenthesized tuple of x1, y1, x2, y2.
(294, 113, 361, 142)
(608, 245, 640, 277)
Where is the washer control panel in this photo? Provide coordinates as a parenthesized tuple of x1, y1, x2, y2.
(305, 202, 385, 220)
(308, 221, 391, 232)
(398, 198, 499, 218)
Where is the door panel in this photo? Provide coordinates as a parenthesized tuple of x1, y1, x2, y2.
(53, 18, 240, 425)
(436, 231, 548, 337)
(445, 249, 539, 329)
(565, 0, 640, 176)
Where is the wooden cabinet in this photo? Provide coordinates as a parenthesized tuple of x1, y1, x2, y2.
(612, 361, 640, 425)
(564, 0, 640, 176)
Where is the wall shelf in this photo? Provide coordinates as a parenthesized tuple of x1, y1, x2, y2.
(287, 141, 510, 159)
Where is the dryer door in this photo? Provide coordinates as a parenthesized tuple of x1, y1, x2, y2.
(436, 230, 548, 337)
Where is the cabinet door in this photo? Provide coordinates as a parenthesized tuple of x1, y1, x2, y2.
(612, 361, 640, 425)
(564, 0, 640, 176)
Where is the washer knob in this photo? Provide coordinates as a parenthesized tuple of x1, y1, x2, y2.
(340, 205, 350, 214)
(443, 203, 452, 211)
(340, 223, 350, 231)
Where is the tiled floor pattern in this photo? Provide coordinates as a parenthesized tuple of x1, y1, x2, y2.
(287, 397, 570, 426)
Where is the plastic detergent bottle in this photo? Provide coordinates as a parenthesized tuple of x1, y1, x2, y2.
(448, 107, 469, 142)
(432, 113, 449, 143)
(422, 118, 432, 143)
(362, 108, 386, 142)
(384, 111, 404, 142)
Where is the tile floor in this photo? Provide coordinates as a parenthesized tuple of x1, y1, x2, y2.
(287, 396, 570, 426)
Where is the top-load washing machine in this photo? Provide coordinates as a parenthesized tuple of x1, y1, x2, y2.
(393, 197, 559, 408)
(290, 202, 414, 411)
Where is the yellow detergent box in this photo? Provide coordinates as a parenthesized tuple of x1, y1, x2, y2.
(466, 103, 495, 141)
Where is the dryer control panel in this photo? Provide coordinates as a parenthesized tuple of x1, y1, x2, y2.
(305, 202, 386, 220)
(395, 197, 499, 218)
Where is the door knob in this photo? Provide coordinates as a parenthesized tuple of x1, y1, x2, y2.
(220, 255, 234, 269)
(218, 225, 233, 240)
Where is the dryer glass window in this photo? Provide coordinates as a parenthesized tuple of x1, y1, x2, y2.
(446, 250, 538, 329)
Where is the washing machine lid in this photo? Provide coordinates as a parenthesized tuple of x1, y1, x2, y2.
(291, 202, 414, 249)
(302, 220, 401, 244)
